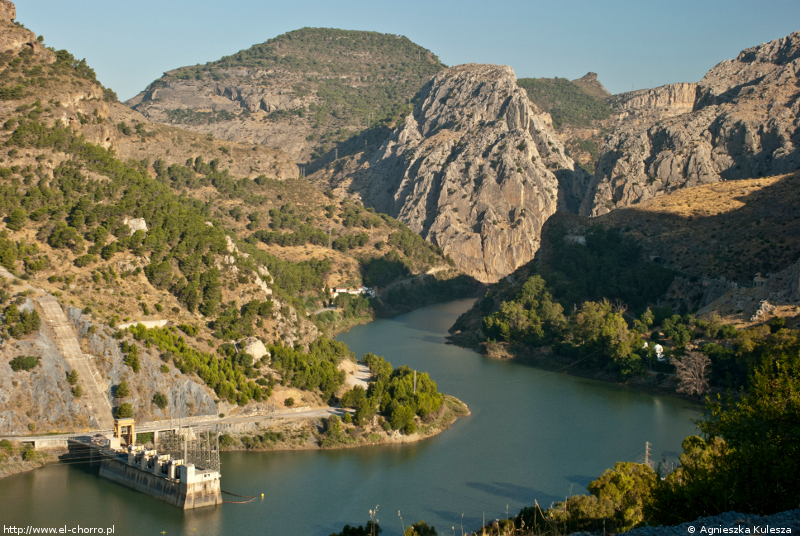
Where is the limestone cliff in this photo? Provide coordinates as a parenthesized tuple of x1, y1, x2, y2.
(606, 82, 697, 123)
(316, 64, 589, 283)
(583, 31, 800, 216)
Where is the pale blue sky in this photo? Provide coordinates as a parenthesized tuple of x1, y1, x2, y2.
(18, 0, 800, 101)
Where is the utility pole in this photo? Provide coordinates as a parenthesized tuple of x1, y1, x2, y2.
(645, 441, 651, 467)
(413, 370, 417, 394)
(334, 148, 338, 160)
(327, 228, 332, 249)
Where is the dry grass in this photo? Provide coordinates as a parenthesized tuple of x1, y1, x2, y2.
(593, 171, 800, 283)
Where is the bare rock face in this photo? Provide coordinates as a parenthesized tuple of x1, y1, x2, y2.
(583, 31, 800, 216)
(128, 75, 315, 161)
(607, 82, 697, 123)
(0, 0, 15, 21)
(334, 64, 589, 283)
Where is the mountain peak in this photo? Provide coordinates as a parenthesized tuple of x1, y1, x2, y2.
(572, 72, 611, 98)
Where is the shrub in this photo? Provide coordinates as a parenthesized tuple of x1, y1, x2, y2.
(9, 355, 39, 371)
(66, 369, 78, 385)
(115, 381, 130, 398)
(284, 397, 294, 407)
(177, 324, 199, 336)
(219, 434, 236, 448)
(7, 208, 26, 231)
(72, 385, 83, 397)
(0, 439, 13, 453)
(115, 403, 134, 418)
(152, 392, 168, 409)
(160, 364, 169, 373)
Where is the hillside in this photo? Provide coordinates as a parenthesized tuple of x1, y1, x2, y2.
(517, 74, 613, 129)
(0, 8, 463, 435)
(127, 28, 445, 162)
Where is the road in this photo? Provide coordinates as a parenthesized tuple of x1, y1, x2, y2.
(0, 407, 345, 441)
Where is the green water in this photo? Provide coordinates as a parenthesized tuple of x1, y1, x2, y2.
(0, 299, 701, 535)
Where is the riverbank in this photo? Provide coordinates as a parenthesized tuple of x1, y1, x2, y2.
(0, 440, 64, 479)
(472, 340, 706, 402)
(217, 395, 470, 452)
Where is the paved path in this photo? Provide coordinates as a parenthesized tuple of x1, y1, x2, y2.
(34, 294, 115, 430)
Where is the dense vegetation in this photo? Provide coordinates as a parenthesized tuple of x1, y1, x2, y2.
(126, 323, 353, 404)
(483, 348, 800, 533)
(267, 337, 352, 401)
(543, 226, 675, 312)
(467, 225, 678, 378)
(342, 353, 442, 433)
(517, 77, 612, 128)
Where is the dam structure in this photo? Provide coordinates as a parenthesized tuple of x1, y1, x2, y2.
(63, 420, 223, 509)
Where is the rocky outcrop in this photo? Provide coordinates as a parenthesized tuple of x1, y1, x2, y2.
(128, 75, 314, 161)
(699, 255, 800, 319)
(0, 0, 15, 22)
(572, 72, 611, 98)
(0, 19, 54, 63)
(583, 31, 800, 216)
(237, 337, 269, 362)
(68, 308, 218, 422)
(323, 64, 589, 283)
(607, 83, 697, 122)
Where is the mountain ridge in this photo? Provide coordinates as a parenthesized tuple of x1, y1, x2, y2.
(127, 27, 445, 162)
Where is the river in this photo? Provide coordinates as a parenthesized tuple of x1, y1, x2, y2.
(0, 299, 701, 535)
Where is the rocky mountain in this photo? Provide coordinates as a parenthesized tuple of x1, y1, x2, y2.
(0, 6, 466, 434)
(312, 64, 590, 283)
(583, 31, 800, 216)
(127, 28, 445, 162)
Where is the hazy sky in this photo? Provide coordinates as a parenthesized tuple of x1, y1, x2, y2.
(18, 0, 800, 101)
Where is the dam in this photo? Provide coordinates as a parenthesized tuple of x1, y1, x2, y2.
(60, 419, 222, 510)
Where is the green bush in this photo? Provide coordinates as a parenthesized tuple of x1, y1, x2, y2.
(66, 369, 79, 385)
(152, 392, 168, 409)
(9, 355, 39, 371)
(6, 208, 26, 231)
(115, 381, 130, 398)
(219, 433, 236, 448)
(115, 403, 134, 418)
